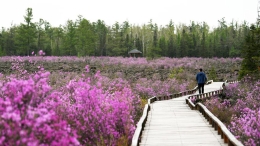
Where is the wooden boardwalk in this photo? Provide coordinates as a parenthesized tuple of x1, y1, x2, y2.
(140, 82, 227, 146)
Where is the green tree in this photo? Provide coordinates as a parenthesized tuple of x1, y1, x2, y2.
(35, 19, 46, 54)
(76, 16, 97, 56)
(159, 37, 167, 56)
(52, 26, 63, 56)
(23, 8, 36, 55)
(180, 26, 188, 57)
(166, 20, 175, 57)
(14, 8, 36, 56)
(94, 20, 107, 56)
(106, 22, 125, 56)
(0, 11, 254, 58)
(149, 23, 161, 58)
(15, 25, 29, 55)
(0, 26, 16, 55)
(200, 22, 209, 57)
(62, 20, 77, 56)
(0, 28, 4, 55)
(239, 24, 260, 79)
(44, 21, 53, 55)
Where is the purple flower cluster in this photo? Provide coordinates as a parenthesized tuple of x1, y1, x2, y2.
(229, 108, 260, 146)
(204, 80, 260, 146)
(135, 78, 190, 97)
(0, 62, 140, 145)
(38, 50, 45, 56)
(0, 56, 243, 145)
(0, 70, 79, 145)
(0, 56, 242, 71)
(57, 70, 139, 145)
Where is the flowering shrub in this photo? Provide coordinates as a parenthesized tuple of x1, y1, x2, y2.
(204, 98, 233, 124)
(134, 78, 190, 98)
(229, 108, 260, 146)
(38, 50, 45, 56)
(0, 70, 79, 145)
(203, 80, 260, 146)
(0, 56, 242, 72)
(0, 61, 141, 145)
(57, 68, 139, 145)
(0, 56, 242, 145)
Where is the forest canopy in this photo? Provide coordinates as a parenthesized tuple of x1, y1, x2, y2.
(0, 8, 255, 58)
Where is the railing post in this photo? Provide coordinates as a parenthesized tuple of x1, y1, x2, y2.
(224, 135, 228, 143)
(218, 126, 221, 135)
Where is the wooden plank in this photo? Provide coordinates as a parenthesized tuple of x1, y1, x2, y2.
(139, 82, 229, 146)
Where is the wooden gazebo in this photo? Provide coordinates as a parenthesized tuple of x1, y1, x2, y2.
(128, 49, 142, 57)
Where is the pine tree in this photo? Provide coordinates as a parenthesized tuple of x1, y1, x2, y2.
(23, 8, 36, 55)
(239, 24, 260, 79)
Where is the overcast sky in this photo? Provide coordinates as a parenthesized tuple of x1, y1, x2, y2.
(0, 0, 258, 28)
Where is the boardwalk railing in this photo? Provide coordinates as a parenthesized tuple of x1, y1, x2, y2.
(186, 89, 223, 110)
(131, 85, 199, 146)
(196, 103, 243, 146)
(132, 79, 242, 146)
(131, 104, 150, 146)
(186, 80, 240, 110)
(155, 79, 214, 101)
(186, 80, 243, 146)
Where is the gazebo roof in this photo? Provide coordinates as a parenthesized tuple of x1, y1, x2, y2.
(128, 49, 142, 54)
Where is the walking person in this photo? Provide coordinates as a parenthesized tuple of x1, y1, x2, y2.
(196, 68, 207, 94)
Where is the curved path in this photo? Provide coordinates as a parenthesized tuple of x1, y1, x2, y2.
(140, 82, 227, 146)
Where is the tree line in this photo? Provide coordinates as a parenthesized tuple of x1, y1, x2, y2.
(0, 8, 254, 58)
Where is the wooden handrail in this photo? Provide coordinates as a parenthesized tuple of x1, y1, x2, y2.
(186, 98, 243, 146)
(186, 80, 242, 146)
(187, 80, 240, 106)
(132, 79, 240, 146)
(131, 104, 150, 146)
(196, 103, 243, 146)
(131, 85, 198, 146)
(131, 96, 157, 146)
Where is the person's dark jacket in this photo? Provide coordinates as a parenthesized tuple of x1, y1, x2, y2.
(196, 72, 207, 84)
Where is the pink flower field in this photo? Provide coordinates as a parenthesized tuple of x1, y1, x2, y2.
(0, 56, 249, 145)
(202, 79, 260, 146)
